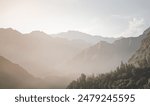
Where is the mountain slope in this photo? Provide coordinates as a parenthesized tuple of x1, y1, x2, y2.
(0, 28, 90, 78)
(67, 27, 150, 89)
(64, 28, 150, 76)
(67, 63, 150, 89)
(129, 28, 150, 67)
(0, 56, 44, 88)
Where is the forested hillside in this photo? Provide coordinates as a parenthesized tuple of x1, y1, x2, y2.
(67, 63, 150, 89)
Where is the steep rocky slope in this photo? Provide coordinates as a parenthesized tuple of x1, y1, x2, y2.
(129, 29, 150, 67)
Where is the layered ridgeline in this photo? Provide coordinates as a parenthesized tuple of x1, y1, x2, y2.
(1, 27, 150, 88)
(0, 28, 90, 88)
(51, 30, 118, 44)
(67, 27, 150, 89)
(0, 56, 46, 88)
(0, 28, 117, 88)
(63, 28, 149, 76)
(0, 28, 92, 78)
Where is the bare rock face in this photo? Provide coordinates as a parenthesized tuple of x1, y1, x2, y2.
(129, 28, 150, 67)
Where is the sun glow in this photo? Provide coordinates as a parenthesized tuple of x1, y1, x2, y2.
(0, 0, 149, 37)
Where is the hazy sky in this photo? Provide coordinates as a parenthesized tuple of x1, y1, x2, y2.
(0, 0, 150, 37)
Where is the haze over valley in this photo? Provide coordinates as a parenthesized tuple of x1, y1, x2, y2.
(0, 27, 150, 88)
(0, 0, 150, 88)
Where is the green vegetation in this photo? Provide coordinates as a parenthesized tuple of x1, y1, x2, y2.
(67, 62, 150, 89)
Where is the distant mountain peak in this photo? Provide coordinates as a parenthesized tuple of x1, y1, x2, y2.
(67, 30, 90, 35)
(27, 30, 51, 39)
(0, 27, 15, 31)
(51, 30, 118, 44)
(67, 30, 82, 33)
(29, 31, 47, 35)
(60, 30, 91, 37)
(0, 27, 22, 35)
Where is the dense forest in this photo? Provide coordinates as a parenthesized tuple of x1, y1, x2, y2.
(67, 62, 150, 89)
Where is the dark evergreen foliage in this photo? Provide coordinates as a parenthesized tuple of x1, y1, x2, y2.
(67, 63, 150, 89)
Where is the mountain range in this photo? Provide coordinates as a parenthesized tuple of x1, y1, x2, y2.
(0, 27, 150, 88)
(62, 27, 150, 76)
(67, 27, 150, 89)
(51, 30, 118, 44)
(0, 28, 90, 77)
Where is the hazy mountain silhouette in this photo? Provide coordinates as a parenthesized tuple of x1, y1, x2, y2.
(0, 28, 92, 88)
(0, 56, 46, 88)
(67, 28, 150, 89)
(1, 27, 150, 88)
(0, 28, 90, 78)
(63, 27, 150, 76)
(51, 30, 118, 44)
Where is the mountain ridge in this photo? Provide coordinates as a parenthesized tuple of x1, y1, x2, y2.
(129, 29, 150, 67)
(51, 30, 119, 44)
(62, 27, 150, 76)
(0, 28, 91, 77)
(0, 56, 46, 88)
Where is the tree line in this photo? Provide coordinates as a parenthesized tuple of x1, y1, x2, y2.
(67, 62, 150, 89)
